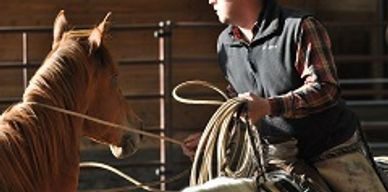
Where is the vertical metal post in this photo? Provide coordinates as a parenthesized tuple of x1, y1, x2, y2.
(371, 0, 385, 99)
(383, 0, 387, 51)
(154, 20, 173, 190)
(379, 0, 387, 53)
(22, 32, 28, 89)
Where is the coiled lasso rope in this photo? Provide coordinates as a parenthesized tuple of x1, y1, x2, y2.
(172, 80, 262, 186)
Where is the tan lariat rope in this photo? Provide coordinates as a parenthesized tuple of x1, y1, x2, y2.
(172, 80, 260, 186)
(23, 101, 188, 192)
(25, 101, 183, 146)
(79, 162, 189, 192)
(79, 162, 161, 192)
(172, 80, 229, 105)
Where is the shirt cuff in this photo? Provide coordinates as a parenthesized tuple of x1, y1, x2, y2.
(267, 97, 285, 116)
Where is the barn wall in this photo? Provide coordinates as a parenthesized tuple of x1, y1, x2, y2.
(0, 0, 386, 190)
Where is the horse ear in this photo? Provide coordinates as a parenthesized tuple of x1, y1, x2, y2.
(88, 12, 111, 53)
(52, 10, 69, 49)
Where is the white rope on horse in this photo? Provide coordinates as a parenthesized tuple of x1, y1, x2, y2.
(172, 81, 258, 186)
(24, 101, 186, 192)
(79, 162, 189, 192)
(79, 162, 162, 192)
(25, 101, 183, 146)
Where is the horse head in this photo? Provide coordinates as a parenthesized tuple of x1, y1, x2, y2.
(52, 11, 142, 159)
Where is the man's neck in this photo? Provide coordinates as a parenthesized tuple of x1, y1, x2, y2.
(235, 0, 262, 42)
(238, 27, 255, 42)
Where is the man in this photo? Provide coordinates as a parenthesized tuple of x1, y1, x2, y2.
(183, 0, 387, 191)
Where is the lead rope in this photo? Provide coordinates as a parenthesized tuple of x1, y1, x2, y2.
(25, 101, 183, 146)
(24, 101, 187, 192)
(172, 80, 263, 186)
(79, 162, 189, 192)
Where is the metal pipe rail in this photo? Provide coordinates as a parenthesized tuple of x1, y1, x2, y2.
(340, 78, 388, 85)
(0, 24, 160, 33)
(347, 100, 388, 106)
(362, 121, 388, 129)
(172, 21, 388, 28)
(0, 18, 387, 190)
(335, 55, 388, 63)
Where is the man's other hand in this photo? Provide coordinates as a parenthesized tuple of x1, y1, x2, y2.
(181, 132, 202, 160)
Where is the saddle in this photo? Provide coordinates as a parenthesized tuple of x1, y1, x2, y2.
(257, 170, 306, 192)
(228, 113, 327, 192)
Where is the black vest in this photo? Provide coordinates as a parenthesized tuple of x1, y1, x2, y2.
(217, 0, 357, 159)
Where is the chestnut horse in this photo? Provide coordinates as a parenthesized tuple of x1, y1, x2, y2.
(0, 11, 142, 192)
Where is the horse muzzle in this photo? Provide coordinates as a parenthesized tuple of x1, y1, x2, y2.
(110, 132, 141, 159)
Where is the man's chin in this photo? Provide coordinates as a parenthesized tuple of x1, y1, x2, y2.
(218, 17, 230, 24)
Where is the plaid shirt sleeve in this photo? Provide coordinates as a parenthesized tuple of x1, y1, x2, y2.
(268, 17, 340, 118)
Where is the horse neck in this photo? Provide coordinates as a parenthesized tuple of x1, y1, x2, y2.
(0, 102, 82, 191)
(0, 55, 94, 189)
(19, 55, 92, 148)
(0, 69, 89, 191)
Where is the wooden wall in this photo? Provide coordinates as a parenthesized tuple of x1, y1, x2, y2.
(0, 0, 218, 26)
(0, 0, 385, 190)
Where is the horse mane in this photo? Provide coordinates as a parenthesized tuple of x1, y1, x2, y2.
(0, 29, 113, 191)
(25, 29, 93, 108)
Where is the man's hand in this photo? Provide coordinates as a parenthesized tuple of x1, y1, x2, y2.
(238, 92, 270, 124)
(181, 132, 202, 160)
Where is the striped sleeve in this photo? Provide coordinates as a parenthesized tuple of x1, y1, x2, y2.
(268, 17, 340, 118)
